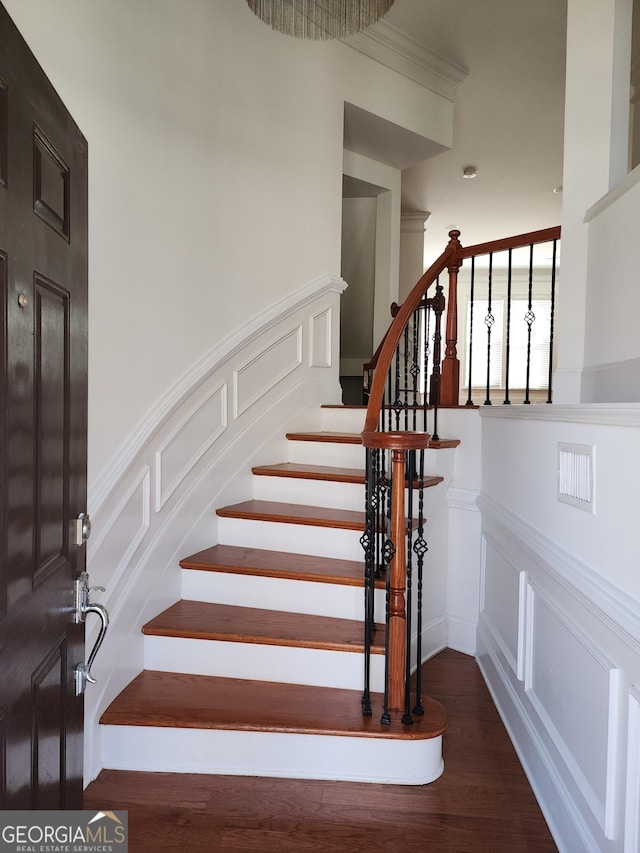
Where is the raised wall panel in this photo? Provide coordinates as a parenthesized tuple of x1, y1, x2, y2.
(0, 251, 6, 618)
(33, 273, 70, 589)
(0, 78, 6, 186)
(481, 537, 522, 676)
(625, 687, 640, 853)
(90, 467, 150, 588)
(310, 307, 332, 368)
(31, 641, 65, 809)
(155, 383, 227, 511)
(0, 704, 6, 803)
(525, 585, 620, 839)
(33, 126, 70, 240)
(234, 326, 302, 418)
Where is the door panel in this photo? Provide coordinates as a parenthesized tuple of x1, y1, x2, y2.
(0, 2, 88, 809)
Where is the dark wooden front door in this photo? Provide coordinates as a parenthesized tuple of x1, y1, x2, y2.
(0, 3, 88, 808)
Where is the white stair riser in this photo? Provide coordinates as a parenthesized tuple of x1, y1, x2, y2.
(101, 725, 444, 785)
(253, 475, 364, 511)
(217, 516, 366, 561)
(182, 568, 386, 622)
(253, 475, 446, 524)
(143, 635, 385, 692)
(287, 440, 365, 469)
(320, 407, 366, 433)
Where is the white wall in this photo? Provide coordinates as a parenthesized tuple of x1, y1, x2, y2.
(3, 0, 454, 489)
(556, 0, 637, 402)
(478, 405, 640, 853)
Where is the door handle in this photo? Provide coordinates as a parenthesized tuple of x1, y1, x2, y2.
(73, 571, 109, 696)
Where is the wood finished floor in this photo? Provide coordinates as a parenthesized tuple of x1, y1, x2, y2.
(84, 649, 558, 852)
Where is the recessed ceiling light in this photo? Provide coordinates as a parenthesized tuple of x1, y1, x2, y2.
(462, 166, 477, 179)
(553, 185, 563, 193)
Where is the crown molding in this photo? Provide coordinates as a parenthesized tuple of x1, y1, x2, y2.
(343, 20, 467, 103)
(401, 211, 431, 232)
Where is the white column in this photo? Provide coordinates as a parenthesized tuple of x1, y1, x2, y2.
(399, 212, 430, 303)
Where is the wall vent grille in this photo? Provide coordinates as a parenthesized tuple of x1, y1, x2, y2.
(558, 442, 595, 512)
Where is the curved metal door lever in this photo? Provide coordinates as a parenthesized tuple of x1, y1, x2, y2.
(73, 572, 109, 695)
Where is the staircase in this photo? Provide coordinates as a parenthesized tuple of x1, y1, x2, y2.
(99, 405, 452, 785)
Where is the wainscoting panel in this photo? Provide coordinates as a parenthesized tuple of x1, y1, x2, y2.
(477, 491, 640, 853)
(234, 325, 303, 418)
(310, 306, 332, 368)
(84, 276, 346, 784)
(625, 687, 640, 853)
(525, 583, 619, 838)
(481, 538, 522, 678)
(155, 382, 227, 512)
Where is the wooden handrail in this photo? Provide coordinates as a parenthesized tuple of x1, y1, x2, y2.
(456, 225, 561, 260)
(362, 225, 562, 422)
(362, 233, 459, 434)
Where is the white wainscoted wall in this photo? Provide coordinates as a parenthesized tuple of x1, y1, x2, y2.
(477, 404, 640, 853)
(82, 275, 346, 783)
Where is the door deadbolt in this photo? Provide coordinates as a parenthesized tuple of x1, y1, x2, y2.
(74, 512, 91, 546)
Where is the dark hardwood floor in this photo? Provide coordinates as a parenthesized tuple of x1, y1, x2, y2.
(84, 649, 558, 852)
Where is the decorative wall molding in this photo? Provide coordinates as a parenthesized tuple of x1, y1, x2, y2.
(479, 402, 640, 428)
(234, 325, 303, 419)
(154, 383, 227, 512)
(478, 492, 640, 852)
(83, 279, 345, 784)
(477, 493, 640, 649)
(524, 582, 620, 839)
(88, 274, 346, 516)
(343, 21, 467, 103)
(310, 307, 332, 368)
(625, 687, 640, 853)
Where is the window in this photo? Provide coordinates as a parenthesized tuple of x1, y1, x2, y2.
(465, 298, 552, 391)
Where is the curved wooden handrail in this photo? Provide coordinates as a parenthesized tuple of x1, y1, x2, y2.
(362, 225, 562, 431)
(362, 234, 459, 434)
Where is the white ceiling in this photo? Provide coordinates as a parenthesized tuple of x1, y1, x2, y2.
(375, 0, 567, 263)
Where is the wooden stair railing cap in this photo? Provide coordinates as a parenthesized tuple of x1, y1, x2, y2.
(361, 430, 431, 451)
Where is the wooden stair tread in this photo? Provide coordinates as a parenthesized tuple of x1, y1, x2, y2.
(100, 670, 447, 741)
(252, 462, 365, 483)
(286, 431, 362, 444)
(251, 462, 444, 489)
(179, 544, 384, 588)
(217, 500, 422, 531)
(216, 500, 366, 530)
(143, 600, 384, 654)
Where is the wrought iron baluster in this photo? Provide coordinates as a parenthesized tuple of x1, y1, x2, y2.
(413, 446, 427, 716)
(402, 449, 416, 725)
(466, 256, 476, 406)
(423, 302, 431, 432)
(504, 248, 513, 405)
(484, 253, 494, 405)
(411, 308, 420, 429)
(547, 239, 558, 403)
(380, 462, 395, 726)
(431, 279, 444, 442)
(524, 243, 535, 404)
(360, 447, 375, 718)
